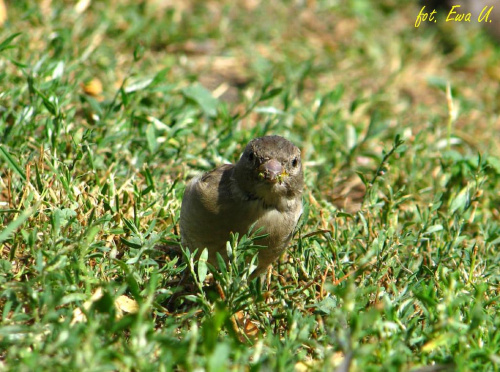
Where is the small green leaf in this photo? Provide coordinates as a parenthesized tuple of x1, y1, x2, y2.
(308, 296, 337, 315)
(215, 252, 227, 275)
(124, 77, 154, 93)
(34, 163, 43, 191)
(487, 156, 500, 174)
(337, 212, 354, 219)
(0, 259, 12, 273)
(364, 110, 388, 140)
(126, 274, 141, 299)
(34, 88, 57, 116)
(181, 84, 219, 117)
(122, 217, 139, 235)
(198, 248, 208, 283)
(424, 224, 443, 235)
(254, 106, 285, 115)
(450, 187, 469, 213)
(120, 237, 142, 249)
(152, 67, 171, 85)
(0, 205, 36, 244)
(346, 124, 357, 151)
(207, 343, 231, 372)
(142, 167, 155, 189)
(60, 293, 88, 305)
(356, 170, 368, 186)
(0, 145, 26, 181)
(133, 44, 145, 62)
(260, 87, 283, 101)
(0, 33, 21, 53)
(146, 123, 158, 153)
(82, 95, 103, 116)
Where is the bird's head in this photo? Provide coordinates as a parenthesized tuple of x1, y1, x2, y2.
(234, 135, 304, 202)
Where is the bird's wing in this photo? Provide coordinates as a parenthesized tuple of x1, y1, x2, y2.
(189, 164, 235, 215)
(180, 164, 238, 252)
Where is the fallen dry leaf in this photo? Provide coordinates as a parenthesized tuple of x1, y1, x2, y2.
(0, 0, 6, 26)
(71, 288, 139, 325)
(81, 78, 103, 100)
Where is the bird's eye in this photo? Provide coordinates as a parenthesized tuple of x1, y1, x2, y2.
(292, 157, 299, 167)
(248, 152, 254, 161)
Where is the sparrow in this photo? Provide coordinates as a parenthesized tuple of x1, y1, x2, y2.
(180, 135, 304, 277)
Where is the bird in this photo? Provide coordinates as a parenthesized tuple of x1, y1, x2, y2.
(180, 135, 304, 277)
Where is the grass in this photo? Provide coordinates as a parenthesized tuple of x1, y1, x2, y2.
(1, 0, 500, 370)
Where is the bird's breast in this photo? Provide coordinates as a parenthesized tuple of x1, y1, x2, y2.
(247, 197, 302, 245)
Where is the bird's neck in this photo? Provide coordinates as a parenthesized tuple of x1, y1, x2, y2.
(230, 175, 299, 212)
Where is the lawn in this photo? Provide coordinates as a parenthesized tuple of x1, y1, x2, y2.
(1, 0, 499, 371)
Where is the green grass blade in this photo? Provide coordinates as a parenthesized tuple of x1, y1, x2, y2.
(0, 145, 26, 181)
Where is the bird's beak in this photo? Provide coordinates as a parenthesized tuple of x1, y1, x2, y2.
(258, 159, 284, 183)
